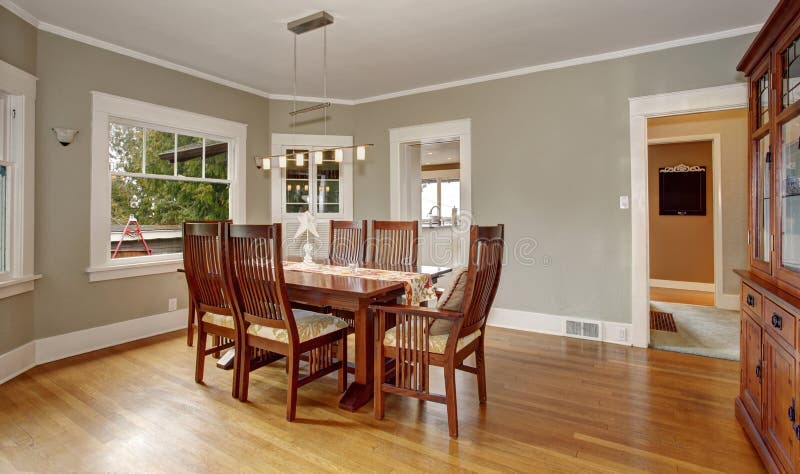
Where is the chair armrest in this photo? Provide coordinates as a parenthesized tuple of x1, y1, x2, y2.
(369, 303, 463, 321)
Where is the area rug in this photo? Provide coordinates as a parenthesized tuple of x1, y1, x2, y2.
(650, 310, 677, 332)
(649, 301, 739, 361)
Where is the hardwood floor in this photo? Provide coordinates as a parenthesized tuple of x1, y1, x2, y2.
(0, 327, 763, 472)
(650, 286, 715, 306)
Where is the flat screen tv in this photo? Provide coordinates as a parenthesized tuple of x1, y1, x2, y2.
(659, 166, 706, 216)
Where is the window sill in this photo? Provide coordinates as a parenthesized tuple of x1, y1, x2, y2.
(0, 275, 42, 300)
(86, 259, 183, 282)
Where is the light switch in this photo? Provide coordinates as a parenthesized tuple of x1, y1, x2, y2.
(619, 195, 629, 209)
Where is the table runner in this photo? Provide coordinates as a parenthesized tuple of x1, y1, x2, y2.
(283, 261, 436, 305)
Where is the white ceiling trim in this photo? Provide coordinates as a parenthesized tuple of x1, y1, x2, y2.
(1, 0, 761, 106)
(353, 23, 762, 105)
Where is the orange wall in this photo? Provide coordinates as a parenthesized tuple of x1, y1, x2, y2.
(648, 141, 714, 283)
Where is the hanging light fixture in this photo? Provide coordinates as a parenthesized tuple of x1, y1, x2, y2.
(254, 11, 373, 169)
(261, 157, 271, 169)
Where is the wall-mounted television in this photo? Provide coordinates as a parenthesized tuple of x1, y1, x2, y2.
(659, 165, 706, 216)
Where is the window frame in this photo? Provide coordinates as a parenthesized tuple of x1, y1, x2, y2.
(0, 60, 38, 300)
(421, 177, 461, 225)
(88, 92, 247, 282)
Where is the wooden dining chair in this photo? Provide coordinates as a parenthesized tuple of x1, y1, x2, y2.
(184, 219, 233, 347)
(329, 220, 368, 264)
(182, 221, 238, 397)
(222, 223, 349, 421)
(371, 224, 504, 438)
(369, 220, 419, 267)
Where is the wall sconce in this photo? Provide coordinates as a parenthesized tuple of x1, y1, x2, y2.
(52, 128, 78, 146)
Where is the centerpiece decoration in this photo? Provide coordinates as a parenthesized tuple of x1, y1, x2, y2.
(294, 210, 319, 265)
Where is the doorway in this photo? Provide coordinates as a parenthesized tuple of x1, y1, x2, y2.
(389, 119, 472, 269)
(629, 84, 747, 350)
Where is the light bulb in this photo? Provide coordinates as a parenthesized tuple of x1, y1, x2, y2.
(278, 155, 287, 168)
(356, 145, 366, 161)
(325, 186, 330, 192)
(296, 152, 305, 166)
(304, 184, 308, 191)
(314, 151, 323, 165)
(334, 148, 343, 162)
(287, 184, 291, 191)
(261, 157, 271, 170)
(295, 184, 300, 191)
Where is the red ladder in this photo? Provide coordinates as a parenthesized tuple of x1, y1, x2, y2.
(112, 215, 153, 259)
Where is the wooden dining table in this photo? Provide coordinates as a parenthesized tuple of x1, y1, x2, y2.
(282, 256, 451, 411)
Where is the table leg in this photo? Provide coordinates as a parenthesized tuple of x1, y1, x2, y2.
(339, 304, 374, 411)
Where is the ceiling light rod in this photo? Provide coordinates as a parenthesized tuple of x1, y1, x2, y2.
(287, 11, 333, 35)
(289, 102, 332, 116)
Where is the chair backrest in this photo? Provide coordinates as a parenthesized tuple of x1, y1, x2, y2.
(183, 221, 230, 315)
(222, 223, 299, 342)
(459, 225, 505, 336)
(369, 220, 419, 267)
(329, 220, 367, 264)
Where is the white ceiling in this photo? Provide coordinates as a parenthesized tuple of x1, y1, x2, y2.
(419, 141, 460, 166)
(11, 0, 776, 102)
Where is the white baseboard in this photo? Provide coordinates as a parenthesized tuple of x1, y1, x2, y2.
(650, 279, 715, 292)
(716, 293, 740, 311)
(0, 341, 36, 385)
(0, 309, 187, 385)
(488, 307, 633, 346)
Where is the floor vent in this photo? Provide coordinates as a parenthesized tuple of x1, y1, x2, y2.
(565, 320, 601, 340)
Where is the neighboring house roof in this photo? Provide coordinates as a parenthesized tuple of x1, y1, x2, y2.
(157, 140, 226, 163)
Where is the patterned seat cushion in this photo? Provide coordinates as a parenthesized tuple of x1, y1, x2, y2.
(201, 312, 234, 329)
(247, 310, 348, 344)
(383, 324, 481, 355)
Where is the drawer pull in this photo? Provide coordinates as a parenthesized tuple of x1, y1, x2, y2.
(746, 294, 755, 306)
(772, 314, 783, 329)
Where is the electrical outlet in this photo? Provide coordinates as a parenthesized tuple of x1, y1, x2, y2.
(168, 298, 178, 312)
(619, 195, 629, 209)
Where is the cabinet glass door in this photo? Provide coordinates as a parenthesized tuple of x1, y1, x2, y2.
(781, 116, 800, 273)
(756, 135, 772, 265)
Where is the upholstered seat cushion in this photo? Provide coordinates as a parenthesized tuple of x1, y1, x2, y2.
(383, 325, 481, 355)
(201, 312, 234, 329)
(246, 311, 348, 344)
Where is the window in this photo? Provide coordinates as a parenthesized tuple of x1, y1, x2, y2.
(421, 178, 460, 225)
(282, 148, 343, 216)
(0, 62, 38, 298)
(89, 92, 246, 281)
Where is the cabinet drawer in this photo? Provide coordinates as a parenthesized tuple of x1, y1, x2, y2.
(741, 282, 762, 317)
(763, 298, 796, 349)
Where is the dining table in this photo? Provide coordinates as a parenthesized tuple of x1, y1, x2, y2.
(281, 256, 451, 411)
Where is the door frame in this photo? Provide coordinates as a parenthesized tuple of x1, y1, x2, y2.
(629, 84, 746, 348)
(647, 134, 723, 306)
(388, 119, 471, 220)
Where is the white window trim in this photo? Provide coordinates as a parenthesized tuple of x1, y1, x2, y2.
(88, 91, 247, 282)
(0, 60, 39, 300)
(270, 133, 354, 221)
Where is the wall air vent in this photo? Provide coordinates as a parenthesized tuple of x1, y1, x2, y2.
(564, 319, 601, 340)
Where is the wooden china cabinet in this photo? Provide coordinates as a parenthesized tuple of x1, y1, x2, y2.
(736, 1, 800, 472)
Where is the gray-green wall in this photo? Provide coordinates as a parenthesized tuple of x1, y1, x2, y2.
(0, 5, 36, 76)
(32, 31, 270, 338)
(0, 5, 36, 354)
(350, 35, 753, 323)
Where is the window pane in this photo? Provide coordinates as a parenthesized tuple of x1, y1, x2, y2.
(144, 129, 176, 176)
(285, 149, 309, 213)
(317, 150, 340, 214)
(109, 123, 143, 173)
(421, 178, 437, 219)
(110, 176, 229, 258)
(440, 179, 460, 220)
(784, 34, 800, 108)
(205, 139, 228, 179)
(782, 116, 800, 272)
(176, 134, 203, 178)
(755, 135, 770, 262)
(0, 165, 6, 272)
(757, 72, 769, 128)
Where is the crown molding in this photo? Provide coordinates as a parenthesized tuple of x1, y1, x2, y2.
(353, 23, 762, 104)
(1, 0, 762, 106)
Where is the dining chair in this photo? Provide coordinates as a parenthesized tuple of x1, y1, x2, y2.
(369, 220, 419, 267)
(329, 220, 368, 264)
(222, 223, 349, 421)
(182, 221, 238, 397)
(184, 219, 233, 347)
(371, 224, 504, 438)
